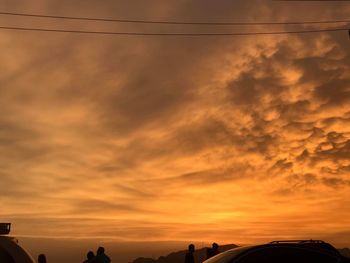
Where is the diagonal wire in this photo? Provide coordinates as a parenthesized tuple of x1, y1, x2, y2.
(0, 25, 348, 36)
(0, 11, 350, 26)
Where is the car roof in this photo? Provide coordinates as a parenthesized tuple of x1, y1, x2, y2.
(227, 240, 340, 256)
(220, 240, 340, 261)
(203, 246, 256, 263)
(204, 240, 341, 263)
(267, 240, 340, 255)
(0, 236, 36, 263)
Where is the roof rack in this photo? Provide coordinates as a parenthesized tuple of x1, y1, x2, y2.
(270, 240, 325, 244)
(0, 223, 11, 235)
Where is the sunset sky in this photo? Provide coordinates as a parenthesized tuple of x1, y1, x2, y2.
(1, 0, 350, 260)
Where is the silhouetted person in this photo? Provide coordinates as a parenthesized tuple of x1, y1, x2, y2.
(95, 247, 111, 263)
(184, 244, 195, 263)
(84, 251, 96, 263)
(206, 243, 219, 259)
(38, 254, 47, 263)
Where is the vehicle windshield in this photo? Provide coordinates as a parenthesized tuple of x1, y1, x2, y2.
(204, 247, 254, 263)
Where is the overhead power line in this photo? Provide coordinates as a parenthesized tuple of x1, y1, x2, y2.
(1, 11, 350, 26)
(0, 25, 348, 36)
(275, 0, 350, 2)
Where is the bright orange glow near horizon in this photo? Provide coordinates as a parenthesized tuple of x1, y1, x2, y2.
(1, 0, 350, 252)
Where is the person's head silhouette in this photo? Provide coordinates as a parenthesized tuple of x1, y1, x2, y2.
(87, 251, 95, 260)
(212, 243, 219, 250)
(38, 254, 47, 263)
(97, 246, 105, 255)
(188, 244, 195, 253)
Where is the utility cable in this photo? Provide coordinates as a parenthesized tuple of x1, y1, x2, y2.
(0, 25, 348, 36)
(1, 11, 350, 26)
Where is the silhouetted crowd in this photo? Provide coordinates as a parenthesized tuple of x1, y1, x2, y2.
(184, 243, 219, 263)
(83, 247, 111, 263)
(36, 246, 111, 263)
(36, 243, 218, 263)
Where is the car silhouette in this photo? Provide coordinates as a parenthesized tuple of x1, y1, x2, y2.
(0, 223, 35, 263)
(203, 240, 350, 263)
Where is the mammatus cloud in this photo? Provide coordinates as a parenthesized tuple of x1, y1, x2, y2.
(0, 0, 349, 248)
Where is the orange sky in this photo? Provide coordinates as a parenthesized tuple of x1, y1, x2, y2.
(0, 0, 350, 250)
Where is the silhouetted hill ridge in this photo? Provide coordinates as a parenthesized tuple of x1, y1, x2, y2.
(339, 248, 350, 258)
(131, 244, 238, 263)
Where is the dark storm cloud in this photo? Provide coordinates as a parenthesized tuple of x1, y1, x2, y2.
(227, 66, 281, 107)
(317, 140, 350, 162)
(270, 159, 293, 172)
(315, 79, 350, 108)
(322, 177, 350, 188)
(322, 116, 350, 130)
(276, 100, 311, 121)
(218, 30, 350, 192)
(283, 122, 314, 133)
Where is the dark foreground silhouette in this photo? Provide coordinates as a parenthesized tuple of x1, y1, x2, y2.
(132, 244, 237, 263)
(82, 246, 111, 263)
(198, 240, 350, 263)
(38, 254, 47, 263)
(3, 223, 349, 263)
(184, 244, 195, 263)
(35, 247, 112, 263)
(83, 251, 95, 263)
(206, 243, 219, 260)
(131, 242, 350, 263)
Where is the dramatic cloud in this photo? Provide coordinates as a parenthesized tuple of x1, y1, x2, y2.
(0, 0, 349, 256)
